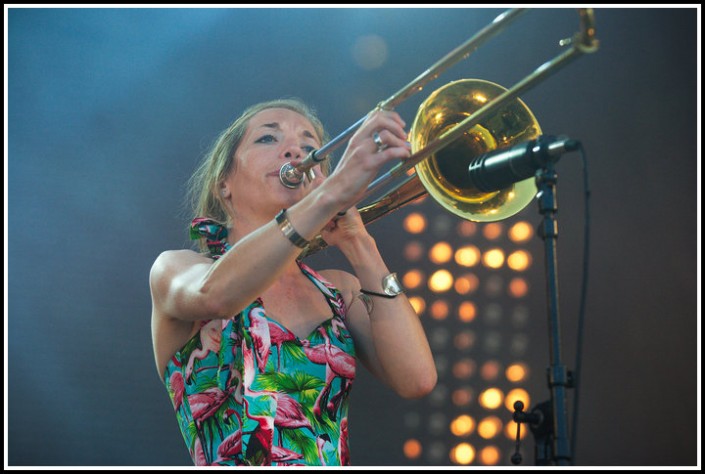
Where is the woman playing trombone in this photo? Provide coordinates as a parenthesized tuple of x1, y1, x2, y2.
(149, 98, 437, 466)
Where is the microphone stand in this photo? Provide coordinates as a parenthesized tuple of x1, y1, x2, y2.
(465, 135, 582, 465)
(537, 161, 573, 465)
(513, 161, 574, 465)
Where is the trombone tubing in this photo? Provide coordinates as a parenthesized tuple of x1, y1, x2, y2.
(291, 8, 529, 175)
(362, 8, 599, 203)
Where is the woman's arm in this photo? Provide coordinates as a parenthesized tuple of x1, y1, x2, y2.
(150, 110, 411, 323)
(149, 191, 337, 322)
(321, 211, 437, 399)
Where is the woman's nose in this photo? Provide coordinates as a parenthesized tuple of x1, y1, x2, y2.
(283, 144, 303, 161)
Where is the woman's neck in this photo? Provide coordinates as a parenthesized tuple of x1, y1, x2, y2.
(227, 207, 276, 245)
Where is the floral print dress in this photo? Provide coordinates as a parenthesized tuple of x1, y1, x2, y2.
(162, 219, 356, 466)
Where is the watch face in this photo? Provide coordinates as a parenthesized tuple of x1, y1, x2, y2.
(383, 273, 404, 296)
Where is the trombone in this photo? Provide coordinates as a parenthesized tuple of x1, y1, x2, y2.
(282, 8, 599, 257)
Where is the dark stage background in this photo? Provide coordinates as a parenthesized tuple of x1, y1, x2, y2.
(6, 6, 700, 467)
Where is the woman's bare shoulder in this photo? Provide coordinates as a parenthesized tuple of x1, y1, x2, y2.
(153, 248, 211, 266)
(150, 249, 213, 287)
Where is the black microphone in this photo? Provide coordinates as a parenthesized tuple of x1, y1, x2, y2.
(467, 135, 580, 192)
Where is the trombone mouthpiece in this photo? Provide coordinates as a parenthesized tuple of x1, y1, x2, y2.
(279, 162, 304, 189)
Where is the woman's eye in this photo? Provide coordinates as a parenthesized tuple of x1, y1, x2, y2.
(255, 134, 276, 144)
(255, 135, 316, 152)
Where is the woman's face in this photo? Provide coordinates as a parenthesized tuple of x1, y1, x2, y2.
(222, 108, 324, 220)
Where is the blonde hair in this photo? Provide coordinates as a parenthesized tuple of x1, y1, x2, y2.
(186, 98, 331, 251)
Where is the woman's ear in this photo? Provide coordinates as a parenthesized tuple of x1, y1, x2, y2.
(219, 183, 231, 199)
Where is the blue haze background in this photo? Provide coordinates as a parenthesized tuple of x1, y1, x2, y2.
(6, 6, 699, 467)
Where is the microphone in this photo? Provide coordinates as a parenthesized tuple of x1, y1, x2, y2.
(467, 135, 580, 192)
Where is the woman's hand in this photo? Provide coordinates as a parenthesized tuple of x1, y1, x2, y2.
(319, 208, 369, 251)
(317, 109, 412, 211)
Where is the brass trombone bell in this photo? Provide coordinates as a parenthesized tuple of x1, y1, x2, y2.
(411, 78, 541, 222)
(294, 8, 599, 257)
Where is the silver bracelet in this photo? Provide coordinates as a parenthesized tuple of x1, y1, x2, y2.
(275, 209, 309, 249)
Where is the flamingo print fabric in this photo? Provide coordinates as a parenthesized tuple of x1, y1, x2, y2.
(163, 219, 356, 465)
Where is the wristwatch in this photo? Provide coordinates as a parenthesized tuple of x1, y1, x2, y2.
(360, 272, 405, 299)
(382, 272, 404, 297)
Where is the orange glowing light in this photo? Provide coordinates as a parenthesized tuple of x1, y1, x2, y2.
(507, 250, 531, 271)
(508, 278, 529, 298)
(482, 249, 505, 269)
(450, 414, 476, 437)
(478, 387, 504, 410)
(429, 269, 454, 293)
(450, 442, 476, 465)
(454, 245, 481, 267)
(482, 222, 503, 240)
(403, 213, 427, 234)
(403, 439, 422, 459)
(508, 221, 533, 242)
(429, 242, 453, 264)
(458, 301, 477, 322)
(505, 363, 529, 383)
